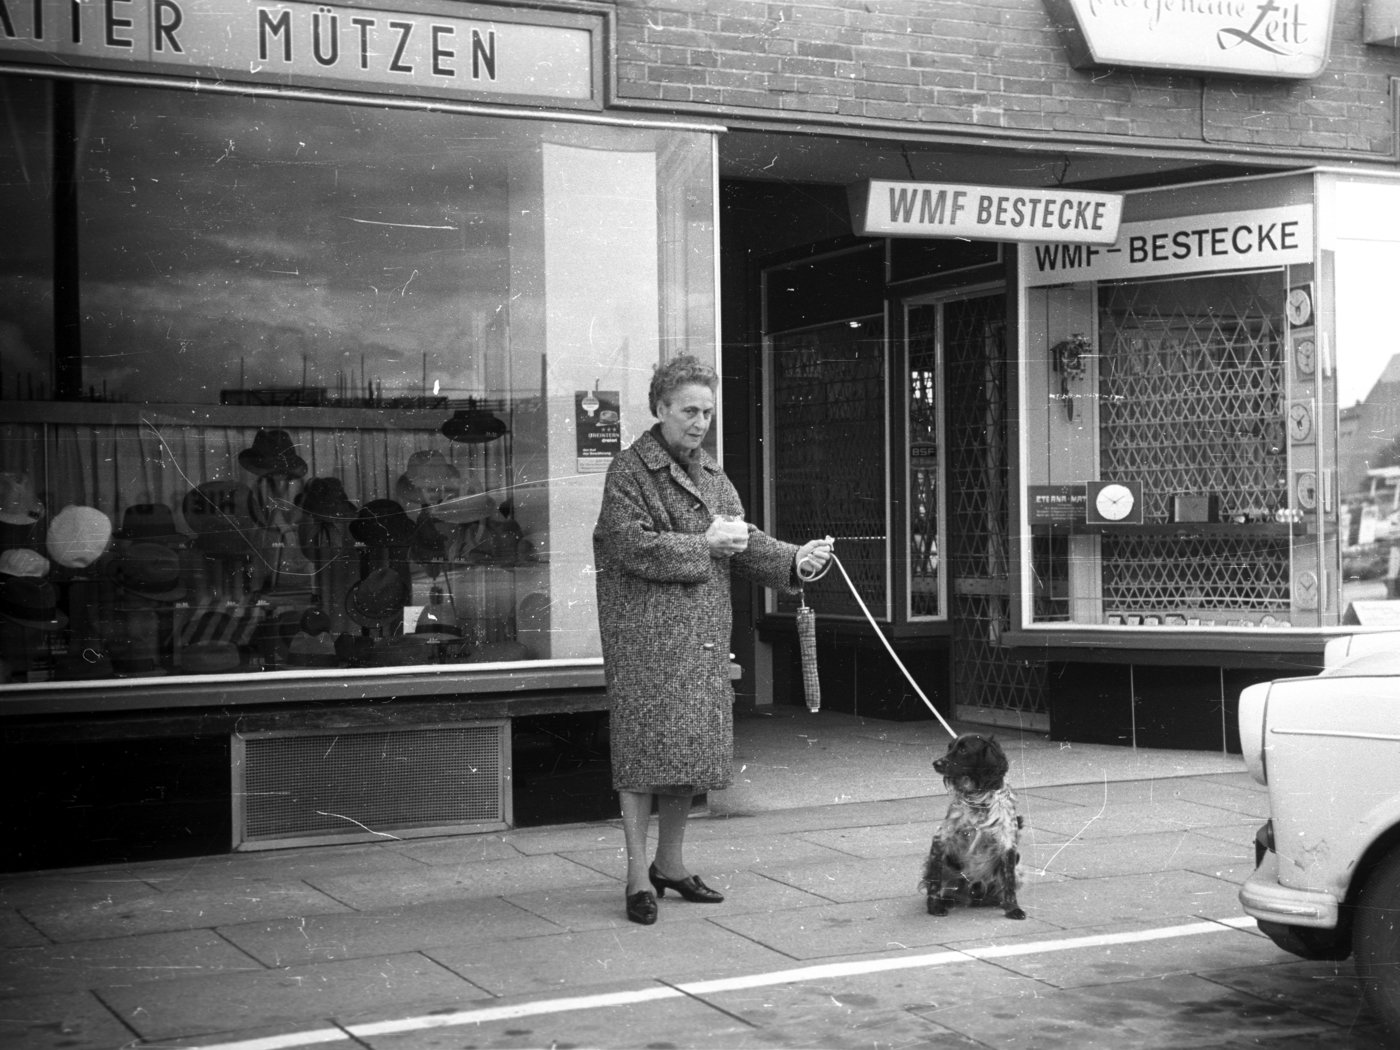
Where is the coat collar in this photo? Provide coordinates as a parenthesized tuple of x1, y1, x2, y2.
(634, 427, 720, 478)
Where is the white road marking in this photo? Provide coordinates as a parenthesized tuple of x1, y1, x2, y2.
(185, 916, 1260, 1049)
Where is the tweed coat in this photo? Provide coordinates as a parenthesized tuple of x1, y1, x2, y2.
(593, 428, 799, 792)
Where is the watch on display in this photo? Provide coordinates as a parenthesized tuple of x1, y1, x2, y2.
(1288, 401, 1314, 443)
(1295, 471, 1318, 511)
(1286, 285, 1313, 327)
(1086, 480, 1143, 525)
(1293, 335, 1316, 376)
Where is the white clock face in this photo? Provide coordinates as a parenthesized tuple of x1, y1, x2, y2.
(1296, 471, 1318, 510)
(1094, 483, 1136, 521)
(1294, 338, 1315, 376)
(1287, 287, 1313, 326)
(1288, 402, 1313, 442)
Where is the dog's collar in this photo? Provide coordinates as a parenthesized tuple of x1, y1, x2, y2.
(953, 785, 1016, 809)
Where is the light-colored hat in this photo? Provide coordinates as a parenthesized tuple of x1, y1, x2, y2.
(46, 506, 113, 569)
(0, 548, 49, 578)
(0, 472, 43, 525)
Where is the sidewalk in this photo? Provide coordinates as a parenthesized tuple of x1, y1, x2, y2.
(3, 708, 1382, 1049)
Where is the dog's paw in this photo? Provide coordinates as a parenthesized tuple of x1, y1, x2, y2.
(926, 898, 950, 916)
(1004, 906, 1026, 920)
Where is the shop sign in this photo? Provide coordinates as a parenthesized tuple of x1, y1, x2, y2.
(575, 389, 620, 474)
(1022, 204, 1314, 287)
(0, 0, 598, 105)
(850, 180, 1123, 245)
(1028, 484, 1087, 525)
(1042, 0, 1335, 80)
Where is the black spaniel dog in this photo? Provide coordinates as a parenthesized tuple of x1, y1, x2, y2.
(919, 733, 1026, 920)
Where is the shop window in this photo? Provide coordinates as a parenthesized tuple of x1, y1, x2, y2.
(0, 77, 715, 684)
(905, 299, 946, 620)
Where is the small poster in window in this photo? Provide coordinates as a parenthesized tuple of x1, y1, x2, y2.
(576, 390, 620, 474)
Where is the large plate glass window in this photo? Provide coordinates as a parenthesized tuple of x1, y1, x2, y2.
(0, 76, 715, 683)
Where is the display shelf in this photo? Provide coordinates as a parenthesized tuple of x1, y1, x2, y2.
(1033, 521, 1302, 538)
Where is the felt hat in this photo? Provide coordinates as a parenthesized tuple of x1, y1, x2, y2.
(46, 506, 113, 569)
(182, 482, 258, 556)
(395, 450, 461, 507)
(0, 574, 66, 630)
(0, 472, 43, 525)
(349, 499, 415, 549)
(361, 637, 437, 667)
(0, 548, 49, 579)
(238, 429, 308, 478)
(413, 603, 461, 637)
(433, 484, 497, 526)
(180, 640, 241, 674)
(440, 406, 507, 444)
(286, 630, 338, 668)
(116, 503, 186, 546)
(295, 477, 358, 523)
(106, 542, 185, 601)
(345, 566, 408, 628)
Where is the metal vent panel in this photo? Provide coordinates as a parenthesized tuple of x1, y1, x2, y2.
(235, 722, 508, 849)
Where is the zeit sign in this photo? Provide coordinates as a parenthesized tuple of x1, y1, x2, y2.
(1042, 0, 1335, 80)
(851, 180, 1124, 245)
(0, 0, 596, 103)
(1022, 205, 1314, 287)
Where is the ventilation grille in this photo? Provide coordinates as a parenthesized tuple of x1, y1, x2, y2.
(235, 722, 508, 849)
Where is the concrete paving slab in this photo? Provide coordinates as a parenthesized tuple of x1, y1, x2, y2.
(0, 928, 261, 997)
(1202, 957, 1388, 1031)
(1024, 799, 1258, 840)
(218, 897, 565, 966)
(18, 880, 352, 942)
(1029, 828, 1252, 880)
(426, 921, 797, 997)
(710, 895, 1059, 959)
(0, 990, 137, 1050)
(1016, 870, 1247, 927)
(304, 854, 608, 910)
(505, 870, 835, 932)
(388, 836, 532, 866)
(0, 909, 46, 949)
(794, 820, 935, 859)
(134, 842, 431, 891)
(557, 834, 857, 883)
(913, 970, 1377, 1050)
(0, 869, 165, 912)
(947, 918, 1287, 990)
(98, 951, 488, 1042)
(498, 822, 622, 856)
(349, 983, 758, 1050)
(1022, 774, 1250, 808)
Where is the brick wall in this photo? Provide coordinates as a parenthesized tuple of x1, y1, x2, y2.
(604, 0, 1400, 162)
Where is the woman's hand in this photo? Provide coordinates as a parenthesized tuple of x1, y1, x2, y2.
(795, 537, 834, 578)
(706, 515, 749, 558)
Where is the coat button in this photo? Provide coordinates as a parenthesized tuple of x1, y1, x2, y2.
(702, 642, 716, 651)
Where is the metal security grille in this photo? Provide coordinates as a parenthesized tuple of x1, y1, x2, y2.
(235, 722, 508, 849)
(1098, 273, 1290, 612)
(945, 293, 1049, 727)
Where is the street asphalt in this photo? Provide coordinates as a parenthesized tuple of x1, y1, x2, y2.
(0, 707, 1392, 1049)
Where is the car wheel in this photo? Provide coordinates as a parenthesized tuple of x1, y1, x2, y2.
(1355, 846, 1400, 1040)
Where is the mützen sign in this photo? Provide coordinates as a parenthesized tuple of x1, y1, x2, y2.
(850, 180, 1124, 245)
(1042, 0, 1335, 80)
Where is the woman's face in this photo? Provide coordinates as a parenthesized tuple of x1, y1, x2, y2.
(657, 382, 715, 453)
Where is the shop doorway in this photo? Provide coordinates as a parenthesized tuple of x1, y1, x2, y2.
(920, 290, 1050, 730)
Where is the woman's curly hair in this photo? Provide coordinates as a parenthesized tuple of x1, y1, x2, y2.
(649, 354, 717, 417)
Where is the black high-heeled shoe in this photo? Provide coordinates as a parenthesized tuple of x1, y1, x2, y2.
(648, 862, 724, 903)
(626, 889, 657, 925)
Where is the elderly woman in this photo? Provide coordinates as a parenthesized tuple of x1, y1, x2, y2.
(593, 355, 832, 925)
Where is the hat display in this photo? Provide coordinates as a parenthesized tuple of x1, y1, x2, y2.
(46, 506, 113, 569)
(349, 499, 415, 549)
(395, 450, 461, 508)
(286, 630, 338, 668)
(433, 485, 497, 526)
(345, 566, 408, 628)
(295, 477, 358, 523)
(413, 603, 461, 637)
(182, 482, 259, 556)
(0, 548, 49, 579)
(0, 574, 66, 630)
(0, 472, 43, 525)
(116, 503, 186, 545)
(410, 513, 447, 567)
(238, 429, 308, 478)
(106, 542, 185, 601)
(440, 405, 508, 444)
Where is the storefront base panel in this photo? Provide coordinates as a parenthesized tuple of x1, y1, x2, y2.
(770, 633, 952, 723)
(1048, 661, 1282, 753)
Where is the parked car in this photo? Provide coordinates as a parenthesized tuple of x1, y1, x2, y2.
(1238, 632, 1400, 1039)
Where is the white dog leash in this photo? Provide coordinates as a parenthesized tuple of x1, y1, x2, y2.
(797, 550, 957, 738)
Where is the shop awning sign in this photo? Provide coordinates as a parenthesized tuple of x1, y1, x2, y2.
(1042, 0, 1335, 80)
(1022, 204, 1315, 287)
(0, 0, 600, 106)
(850, 180, 1124, 245)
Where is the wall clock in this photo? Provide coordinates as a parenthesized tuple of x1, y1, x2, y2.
(1085, 480, 1143, 525)
(1294, 569, 1319, 611)
(1286, 285, 1313, 327)
(1295, 470, 1318, 511)
(1293, 336, 1316, 376)
(1288, 401, 1313, 443)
